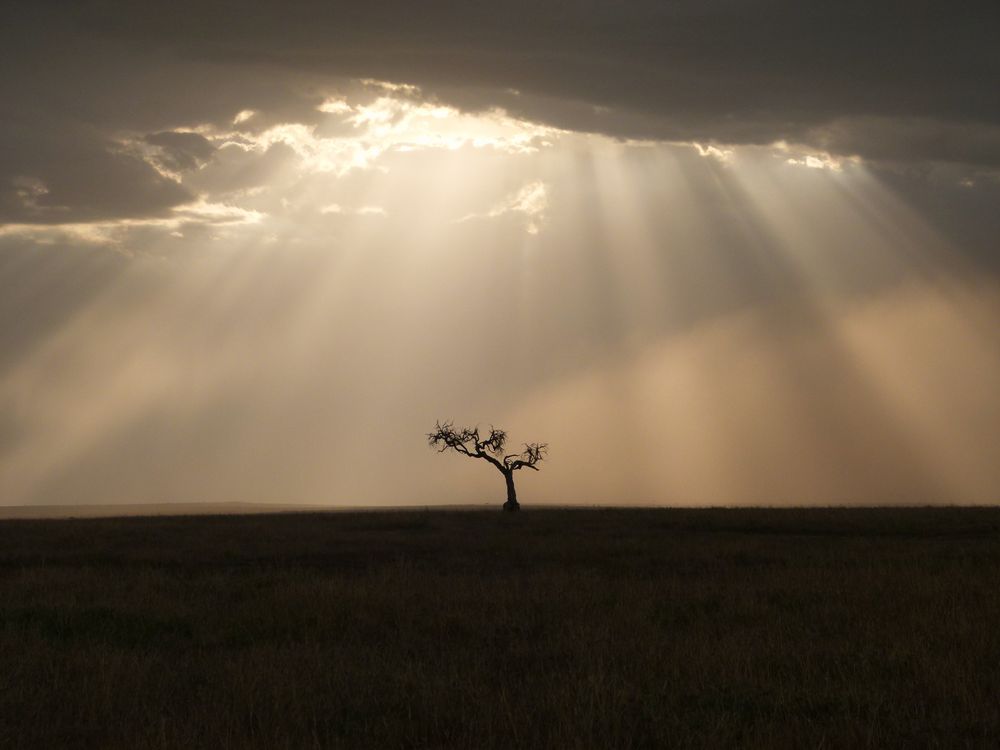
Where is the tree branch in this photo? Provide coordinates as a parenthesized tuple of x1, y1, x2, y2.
(429, 422, 546, 477)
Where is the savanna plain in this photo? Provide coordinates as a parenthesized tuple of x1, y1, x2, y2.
(2, 507, 999, 748)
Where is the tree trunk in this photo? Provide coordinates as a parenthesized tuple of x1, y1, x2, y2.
(502, 470, 520, 512)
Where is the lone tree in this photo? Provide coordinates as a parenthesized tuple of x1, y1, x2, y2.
(427, 421, 547, 511)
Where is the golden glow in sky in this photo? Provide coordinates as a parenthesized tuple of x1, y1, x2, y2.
(1, 80, 997, 508)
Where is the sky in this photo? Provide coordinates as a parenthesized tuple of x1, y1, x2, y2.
(1, 2, 998, 507)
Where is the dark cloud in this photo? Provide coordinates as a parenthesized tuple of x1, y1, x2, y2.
(0, 125, 192, 224)
(4, 2, 999, 161)
(1, 1, 998, 234)
(814, 117, 1000, 169)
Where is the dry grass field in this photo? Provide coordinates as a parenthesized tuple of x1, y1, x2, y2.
(1, 507, 999, 748)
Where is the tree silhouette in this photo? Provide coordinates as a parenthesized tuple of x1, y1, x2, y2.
(427, 421, 547, 511)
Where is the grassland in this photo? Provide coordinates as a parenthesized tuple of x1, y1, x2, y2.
(1, 506, 999, 748)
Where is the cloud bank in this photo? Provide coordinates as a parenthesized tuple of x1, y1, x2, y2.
(3, 2, 1000, 227)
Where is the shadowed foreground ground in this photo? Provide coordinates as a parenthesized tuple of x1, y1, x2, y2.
(1, 507, 999, 748)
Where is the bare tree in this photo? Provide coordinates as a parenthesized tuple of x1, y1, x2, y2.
(427, 421, 547, 511)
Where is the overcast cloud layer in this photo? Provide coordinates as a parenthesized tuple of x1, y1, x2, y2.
(4, 3, 1000, 225)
